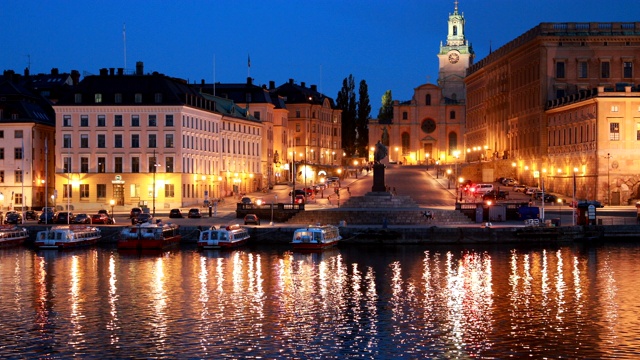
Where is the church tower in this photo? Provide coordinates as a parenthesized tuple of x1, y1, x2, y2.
(437, 0, 474, 100)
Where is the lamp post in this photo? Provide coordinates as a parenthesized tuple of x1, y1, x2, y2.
(446, 169, 452, 189)
(290, 152, 296, 204)
(573, 167, 578, 226)
(152, 150, 161, 217)
(458, 177, 464, 202)
(435, 160, 440, 179)
(354, 160, 359, 179)
(110, 199, 115, 220)
(426, 153, 430, 170)
(605, 153, 611, 205)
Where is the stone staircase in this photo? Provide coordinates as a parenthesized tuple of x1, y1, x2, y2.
(287, 193, 473, 226)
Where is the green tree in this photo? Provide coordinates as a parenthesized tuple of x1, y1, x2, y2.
(337, 75, 357, 156)
(356, 79, 371, 157)
(378, 90, 393, 124)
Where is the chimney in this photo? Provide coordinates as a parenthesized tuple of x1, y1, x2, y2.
(247, 77, 252, 85)
(136, 61, 144, 75)
(301, 81, 306, 88)
(201, 79, 205, 85)
(24, 67, 30, 77)
(269, 80, 275, 89)
(99, 68, 108, 76)
(3, 70, 15, 82)
(289, 78, 294, 85)
(71, 70, 80, 85)
(310, 84, 317, 92)
(51, 68, 59, 75)
(117, 68, 124, 75)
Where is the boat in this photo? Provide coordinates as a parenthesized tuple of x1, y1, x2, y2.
(0, 225, 29, 247)
(197, 224, 250, 249)
(291, 225, 342, 250)
(118, 222, 181, 250)
(34, 225, 101, 249)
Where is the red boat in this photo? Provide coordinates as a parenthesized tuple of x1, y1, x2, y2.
(118, 222, 181, 250)
(0, 225, 29, 248)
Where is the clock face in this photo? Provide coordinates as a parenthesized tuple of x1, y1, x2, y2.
(448, 52, 459, 64)
(421, 119, 436, 134)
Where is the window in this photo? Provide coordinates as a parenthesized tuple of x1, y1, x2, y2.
(97, 134, 106, 148)
(448, 132, 458, 155)
(165, 114, 174, 126)
(555, 61, 565, 78)
(0, 131, 3, 138)
(135, 93, 142, 103)
(450, 110, 456, 119)
(14, 147, 23, 160)
(165, 134, 174, 148)
(601, 61, 611, 78)
(97, 184, 106, 198)
(132, 157, 140, 173)
(115, 157, 123, 173)
(611, 105, 619, 112)
(115, 115, 123, 127)
(74, 94, 82, 103)
(426, 94, 431, 105)
(81, 157, 89, 173)
(149, 134, 157, 148)
(295, 110, 300, 118)
(115, 93, 122, 103)
(63, 115, 72, 127)
(624, 61, 633, 78)
(131, 134, 140, 148)
(0, 148, 3, 160)
(95, 93, 102, 103)
(148, 115, 157, 126)
(64, 134, 72, 148)
(63, 184, 72, 198)
(63, 157, 71, 173)
(166, 157, 174, 173)
(253, 111, 261, 120)
(610, 122, 620, 141)
(14, 194, 22, 205)
(15, 130, 23, 138)
(637, 122, 640, 140)
(80, 184, 89, 199)
(165, 184, 175, 197)
(402, 112, 408, 120)
(97, 115, 106, 127)
(154, 93, 162, 103)
(114, 134, 123, 148)
(296, 123, 301, 132)
(556, 89, 566, 98)
(578, 61, 588, 78)
(149, 156, 158, 173)
(131, 115, 140, 127)
(80, 134, 89, 148)
(0, 170, 4, 183)
(15, 170, 23, 183)
(81, 115, 89, 127)
(98, 157, 106, 173)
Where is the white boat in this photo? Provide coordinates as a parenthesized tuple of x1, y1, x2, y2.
(291, 225, 342, 250)
(0, 226, 29, 247)
(34, 225, 101, 249)
(197, 224, 250, 249)
(118, 222, 181, 250)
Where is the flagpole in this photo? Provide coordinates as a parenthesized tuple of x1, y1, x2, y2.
(21, 138, 24, 221)
(45, 138, 48, 224)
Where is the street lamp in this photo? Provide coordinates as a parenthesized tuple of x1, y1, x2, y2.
(426, 153, 430, 170)
(110, 199, 115, 219)
(435, 160, 440, 179)
(152, 150, 161, 217)
(605, 153, 612, 205)
(573, 167, 578, 226)
(354, 160, 359, 179)
(446, 169, 452, 189)
(458, 177, 464, 202)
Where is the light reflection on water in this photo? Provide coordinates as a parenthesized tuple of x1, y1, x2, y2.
(0, 244, 639, 358)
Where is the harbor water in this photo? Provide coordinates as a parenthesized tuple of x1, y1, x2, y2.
(1, 242, 639, 359)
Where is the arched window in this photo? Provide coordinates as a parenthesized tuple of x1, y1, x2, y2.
(450, 110, 456, 119)
(401, 132, 410, 155)
(425, 94, 431, 105)
(453, 25, 458, 36)
(448, 132, 457, 155)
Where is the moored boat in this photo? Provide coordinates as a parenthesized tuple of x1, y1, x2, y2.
(197, 224, 250, 249)
(291, 225, 342, 250)
(0, 225, 29, 247)
(34, 225, 101, 249)
(118, 222, 181, 250)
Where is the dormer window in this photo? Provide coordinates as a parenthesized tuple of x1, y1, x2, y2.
(95, 93, 102, 103)
(115, 93, 122, 103)
(154, 93, 162, 103)
(74, 93, 82, 103)
(135, 93, 142, 103)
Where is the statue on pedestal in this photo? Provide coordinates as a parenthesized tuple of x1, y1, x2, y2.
(372, 141, 388, 192)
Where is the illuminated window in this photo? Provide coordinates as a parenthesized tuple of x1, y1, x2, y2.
(609, 122, 620, 141)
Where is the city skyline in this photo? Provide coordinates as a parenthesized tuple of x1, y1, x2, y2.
(2, 0, 638, 115)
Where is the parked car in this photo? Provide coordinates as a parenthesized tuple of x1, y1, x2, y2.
(544, 194, 560, 203)
(91, 213, 112, 224)
(130, 207, 142, 219)
(4, 211, 23, 225)
(169, 209, 183, 218)
(482, 190, 509, 201)
(188, 208, 202, 218)
(98, 209, 110, 216)
(134, 213, 153, 224)
(54, 212, 74, 224)
(240, 197, 252, 205)
(513, 185, 527, 192)
(524, 187, 537, 195)
(502, 178, 518, 186)
(25, 210, 38, 220)
(244, 214, 260, 225)
(288, 189, 306, 197)
(475, 184, 494, 195)
(295, 194, 305, 204)
(73, 213, 91, 224)
(38, 210, 56, 224)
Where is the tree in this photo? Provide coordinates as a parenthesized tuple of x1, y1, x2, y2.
(378, 90, 393, 124)
(337, 75, 357, 156)
(356, 79, 371, 157)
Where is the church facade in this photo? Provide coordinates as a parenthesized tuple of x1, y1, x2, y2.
(368, 1, 473, 167)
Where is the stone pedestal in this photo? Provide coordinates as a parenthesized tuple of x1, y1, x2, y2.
(371, 163, 387, 192)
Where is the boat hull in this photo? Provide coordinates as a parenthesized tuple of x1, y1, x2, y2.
(0, 237, 28, 248)
(35, 238, 99, 250)
(117, 235, 181, 250)
(198, 238, 249, 249)
(291, 240, 340, 250)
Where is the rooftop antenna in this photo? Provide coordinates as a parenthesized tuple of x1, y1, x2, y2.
(123, 23, 127, 71)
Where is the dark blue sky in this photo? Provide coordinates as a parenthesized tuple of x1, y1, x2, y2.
(2, 0, 637, 115)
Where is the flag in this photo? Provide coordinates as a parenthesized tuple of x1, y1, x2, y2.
(248, 54, 251, 68)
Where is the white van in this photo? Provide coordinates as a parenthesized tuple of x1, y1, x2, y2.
(475, 184, 494, 195)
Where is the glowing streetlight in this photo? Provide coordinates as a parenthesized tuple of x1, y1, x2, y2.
(110, 199, 115, 220)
